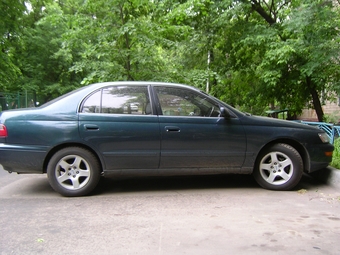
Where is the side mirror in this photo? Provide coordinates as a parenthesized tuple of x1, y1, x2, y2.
(220, 107, 231, 119)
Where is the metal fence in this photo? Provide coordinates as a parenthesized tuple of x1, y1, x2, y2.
(0, 91, 37, 111)
(297, 121, 340, 144)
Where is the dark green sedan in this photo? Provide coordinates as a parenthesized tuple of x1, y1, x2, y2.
(0, 82, 334, 196)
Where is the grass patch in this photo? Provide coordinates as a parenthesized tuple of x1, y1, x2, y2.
(330, 138, 340, 169)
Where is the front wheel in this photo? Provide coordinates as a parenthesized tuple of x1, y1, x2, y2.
(47, 147, 101, 197)
(253, 143, 303, 191)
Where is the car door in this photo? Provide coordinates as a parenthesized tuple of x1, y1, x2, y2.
(153, 85, 247, 169)
(79, 85, 160, 170)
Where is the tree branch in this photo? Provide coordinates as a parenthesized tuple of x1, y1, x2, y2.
(250, 0, 276, 25)
(277, 0, 291, 12)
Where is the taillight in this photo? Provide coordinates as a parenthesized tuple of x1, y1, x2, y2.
(0, 124, 8, 137)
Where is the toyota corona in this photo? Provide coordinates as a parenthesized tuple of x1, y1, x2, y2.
(0, 82, 334, 196)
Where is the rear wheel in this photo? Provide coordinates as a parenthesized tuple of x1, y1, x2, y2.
(47, 147, 101, 197)
(253, 143, 303, 190)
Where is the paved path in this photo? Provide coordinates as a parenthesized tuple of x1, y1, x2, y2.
(0, 169, 339, 255)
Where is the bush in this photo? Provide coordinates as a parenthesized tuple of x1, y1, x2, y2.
(331, 138, 340, 169)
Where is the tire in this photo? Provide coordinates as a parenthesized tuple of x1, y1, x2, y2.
(253, 143, 303, 191)
(47, 147, 101, 197)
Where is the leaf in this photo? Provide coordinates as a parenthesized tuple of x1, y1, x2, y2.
(297, 189, 307, 194)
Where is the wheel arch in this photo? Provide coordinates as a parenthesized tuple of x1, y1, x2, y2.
(256, 139, 310, 173)
(43, 143, 104, 174)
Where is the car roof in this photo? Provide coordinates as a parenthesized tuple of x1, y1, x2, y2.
(37, 81, 204, 112)
(87, 81, 201, 91)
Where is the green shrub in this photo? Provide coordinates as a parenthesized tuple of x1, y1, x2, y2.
(331, 138, 340, 169)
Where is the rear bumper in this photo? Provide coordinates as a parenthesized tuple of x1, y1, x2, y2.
(0, 143, 48, 173)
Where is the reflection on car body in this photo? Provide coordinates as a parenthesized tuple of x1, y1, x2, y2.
(0, 82, 334, 196)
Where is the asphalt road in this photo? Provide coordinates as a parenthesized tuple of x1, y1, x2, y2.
(0, 168, 339, 255)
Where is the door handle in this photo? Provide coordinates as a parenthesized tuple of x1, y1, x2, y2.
(84, 124, 99, 131)
(165, 126, 180, 132)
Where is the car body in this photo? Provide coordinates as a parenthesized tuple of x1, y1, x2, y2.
(0, 81, 334, 196)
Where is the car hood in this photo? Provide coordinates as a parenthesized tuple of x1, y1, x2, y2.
(239, 115, 320, 131)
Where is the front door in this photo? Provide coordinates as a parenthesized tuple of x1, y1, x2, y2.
(153, 86, 246, 169)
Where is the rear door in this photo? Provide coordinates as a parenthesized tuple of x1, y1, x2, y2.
(153, 86, 247, 169)
(79, 85, 160, 170)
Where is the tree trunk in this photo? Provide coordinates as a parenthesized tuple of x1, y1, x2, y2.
(306, 76, 324, 122)
(119, 4, 134, 81)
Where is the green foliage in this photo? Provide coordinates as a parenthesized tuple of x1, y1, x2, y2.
(14, 1, 80, 101)
(324, 112, 340, 124)
(331, 138, 340, 169)
(0, 0, 25, 90)
(1, 0, 340, 112)
(215, 0, 340, 117)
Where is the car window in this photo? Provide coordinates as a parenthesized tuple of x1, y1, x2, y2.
(154, 86, 221, 117)
(81, 86, 151, 115)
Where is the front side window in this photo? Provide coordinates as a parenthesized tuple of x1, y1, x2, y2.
(155, 87, 221, 117)
(81, 86, 150, 115)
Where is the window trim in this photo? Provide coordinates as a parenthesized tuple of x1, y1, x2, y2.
(79, 85, 152, 116)
(151, 85, 222, 118)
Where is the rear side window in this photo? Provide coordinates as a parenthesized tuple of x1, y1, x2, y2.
(81, 90, 101, 113)
(81, 86, 151, 115)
